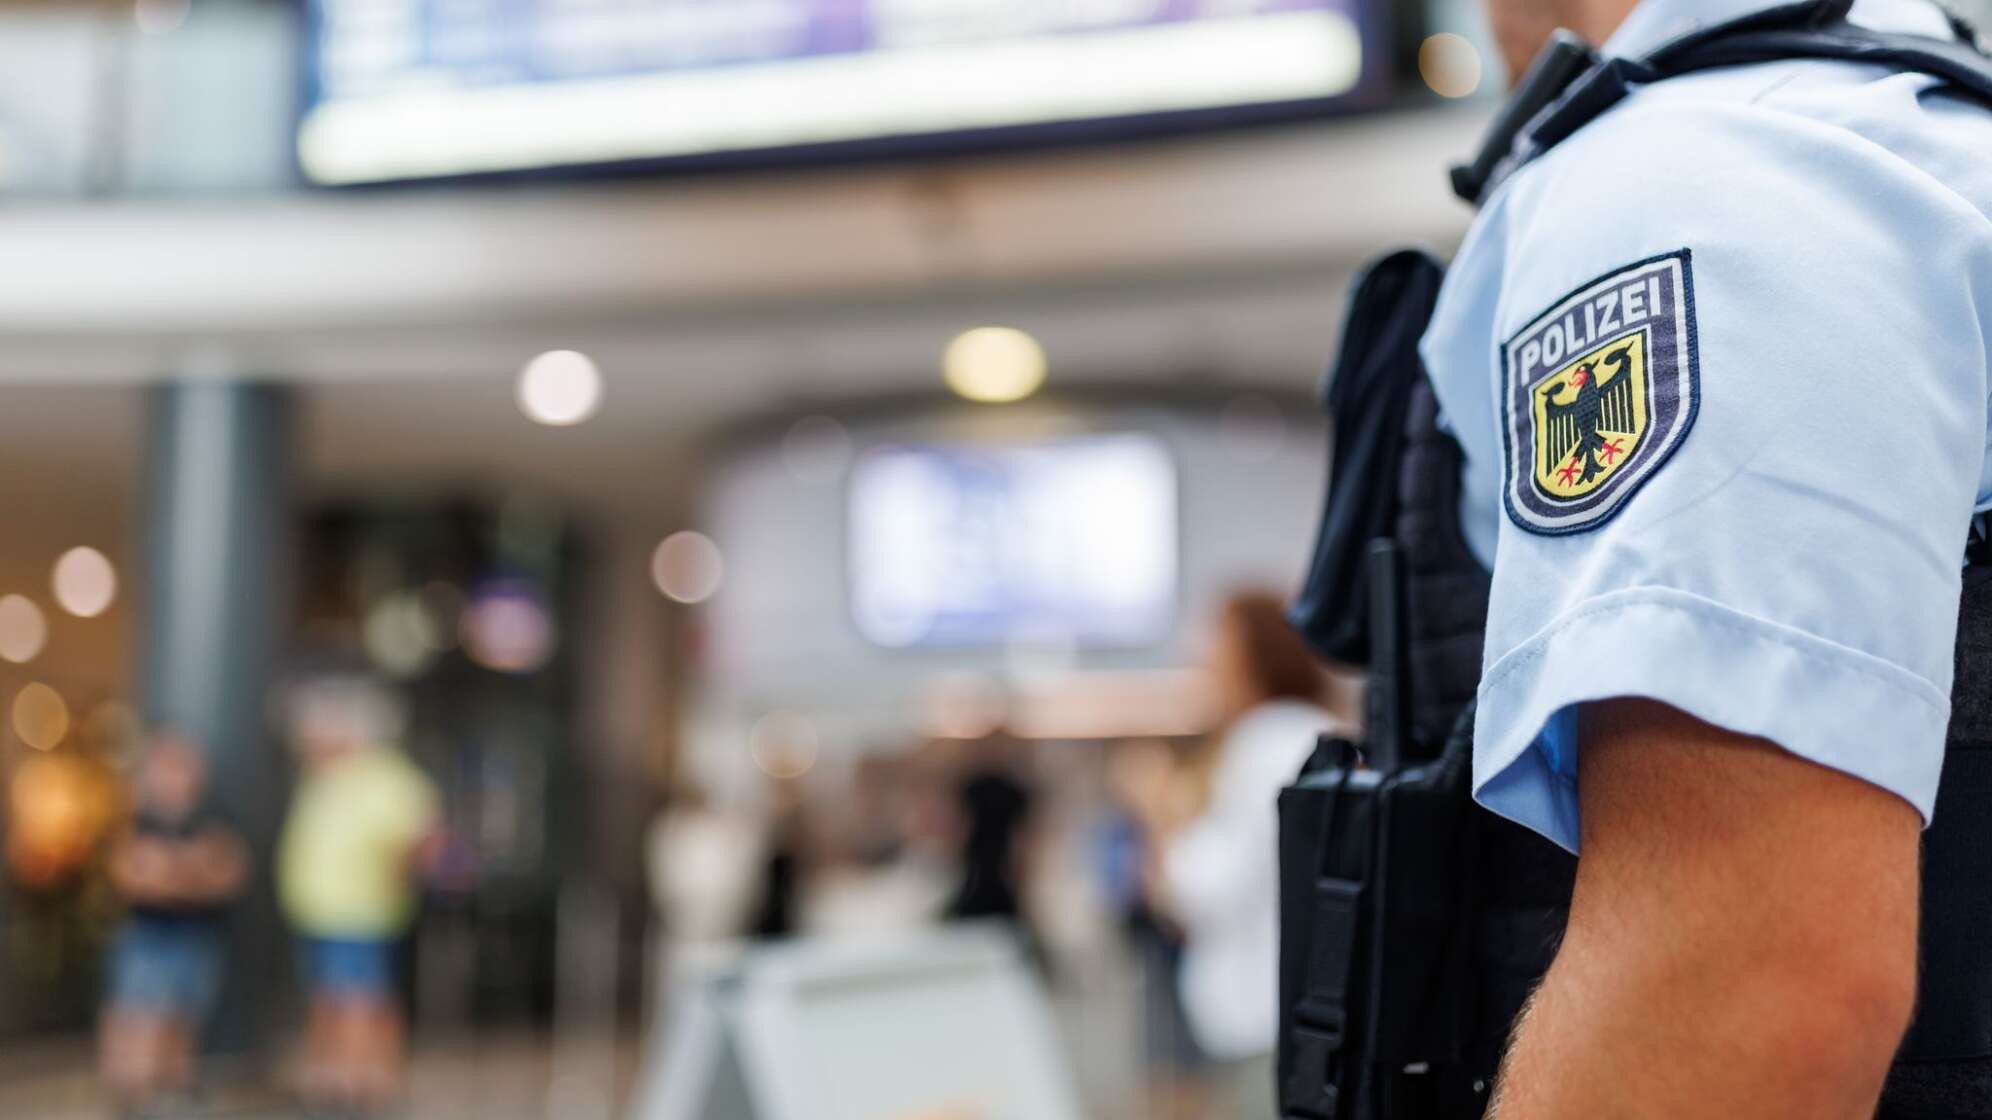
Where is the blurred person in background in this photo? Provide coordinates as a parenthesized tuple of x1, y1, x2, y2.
(803, 749, 956, 936)
(1097, 744, 1214, 1120)
(748, 774, 809, 940)
(844, 750, 911, 868)
(278, 674, 440, 1116)
(1115, 590, 1342, 1119)
(941, 731, 1038, 944)
(647, 773, 764, 952)
(99, 733, 249, 1116)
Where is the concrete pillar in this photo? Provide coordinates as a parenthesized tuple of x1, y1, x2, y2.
(138, 379, 293, 1053)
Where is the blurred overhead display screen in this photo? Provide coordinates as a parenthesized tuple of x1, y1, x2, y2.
(849, 433, 1177, 648)
(299, 0, 1375, 184)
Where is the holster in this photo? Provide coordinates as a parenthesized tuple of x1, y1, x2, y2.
(1277, 727, 1477, 1120)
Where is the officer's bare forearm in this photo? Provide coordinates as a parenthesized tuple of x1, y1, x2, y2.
(1490, 698, 1917, 1119)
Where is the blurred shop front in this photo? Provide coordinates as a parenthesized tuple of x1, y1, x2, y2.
(0, 0, 1824, 1116)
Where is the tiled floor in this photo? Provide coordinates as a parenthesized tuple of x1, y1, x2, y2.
(0, 1031, 636, 1120)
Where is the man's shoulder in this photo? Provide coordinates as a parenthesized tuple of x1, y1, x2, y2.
(1461, 70, 1992, 354)
(1502, 58, 1992, 230)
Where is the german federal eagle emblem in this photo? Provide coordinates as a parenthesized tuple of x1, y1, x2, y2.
(1533, 334, 1645, 499)
(1502, 251, 1699, 535)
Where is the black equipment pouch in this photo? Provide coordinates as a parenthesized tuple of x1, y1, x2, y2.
(1880, 556, 1992, 1117)
(1289, 250, 1445, 671)
(1277, 723, 1475, 1120)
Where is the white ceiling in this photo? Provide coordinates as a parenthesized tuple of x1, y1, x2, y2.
(0, 108, 1480, 342)
(0, 107, 1485, 524)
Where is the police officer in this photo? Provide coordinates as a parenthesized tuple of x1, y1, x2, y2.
(1418, 0, 1992, 1114)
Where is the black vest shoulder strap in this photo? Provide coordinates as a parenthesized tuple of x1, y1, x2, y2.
(1453, 0, 1992, 205)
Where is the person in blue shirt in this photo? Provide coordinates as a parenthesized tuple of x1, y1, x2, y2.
(100, 735, 248, 1115)
(1421, 0, 1992, 1113)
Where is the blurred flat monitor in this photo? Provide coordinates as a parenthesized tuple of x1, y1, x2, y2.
(848, 432, 1176, 649)
(298, 0, 1381, 185)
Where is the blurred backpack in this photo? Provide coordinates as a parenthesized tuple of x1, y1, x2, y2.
(1275, 4, 1992, 1117)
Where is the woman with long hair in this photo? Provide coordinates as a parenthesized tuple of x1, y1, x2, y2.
(1114, 589, 1344, 1119)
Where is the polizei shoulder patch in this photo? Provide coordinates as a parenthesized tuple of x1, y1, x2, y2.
(1501, 250, 1698, 535)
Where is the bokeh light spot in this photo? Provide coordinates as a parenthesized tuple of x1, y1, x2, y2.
(944, 327, 1048, 404)
(0, 595, 47, 664)
(52, 547, 117, 618)
(749, 711, 819, 779)
(461, 580, 558, 673)
(652, 531, 725, 604)
(363, 591, 444, 679)
(517, 350, 603, 426)
(1420, 33, 1483, 99)
(13, 683, 69, 751)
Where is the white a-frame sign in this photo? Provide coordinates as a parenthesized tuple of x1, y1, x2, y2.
(633, 926, 1084, 1120)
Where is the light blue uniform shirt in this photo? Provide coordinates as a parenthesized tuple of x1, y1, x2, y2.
(1422, 0, 1992, 852)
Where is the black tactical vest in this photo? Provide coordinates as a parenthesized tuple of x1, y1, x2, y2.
(1278, 4, 1992, 1116)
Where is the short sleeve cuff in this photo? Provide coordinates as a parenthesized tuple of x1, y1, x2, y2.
(1474, 587, 1951, 854)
